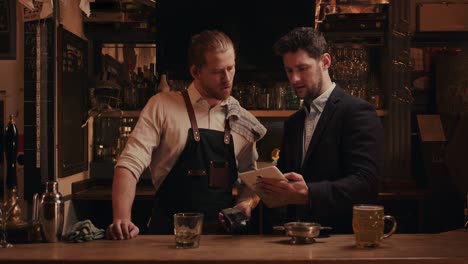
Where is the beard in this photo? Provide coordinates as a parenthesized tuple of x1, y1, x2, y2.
(201, 81, 232, 101)
(303, 68, 324, 103)
(208, 88, 231, 100)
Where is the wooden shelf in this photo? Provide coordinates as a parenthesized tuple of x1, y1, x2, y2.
(412, 32, 468, 45)
(96, 110, 141, 118)
(249, 110, 296, 117)
(98, 110, 298, 118)
(251, 109, 388, 118)
(323, 31, 385, 46)
(97, 109, 388, 118)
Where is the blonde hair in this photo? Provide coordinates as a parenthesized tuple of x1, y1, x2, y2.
(188, 30, 234, 68)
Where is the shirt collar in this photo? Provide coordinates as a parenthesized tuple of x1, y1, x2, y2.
(187, 82, 204, 105)
(185, 82, 265, 141)
(304, 82, 336, 114)
(186, 82, 237, 111)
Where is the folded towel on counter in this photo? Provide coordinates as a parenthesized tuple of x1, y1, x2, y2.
(64, 219, 105, 243)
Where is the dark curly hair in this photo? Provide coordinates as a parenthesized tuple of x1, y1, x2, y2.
(273, 27, 328, 60)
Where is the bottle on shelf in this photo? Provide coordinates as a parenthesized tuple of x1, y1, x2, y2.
(143, 65, 150, 89)
(113, 118, 133, 163)
(157, 71, 171, 93)
(136, 67, 146, 109)
(148, 63, 158, 98)
(367, 75, 384, 109)
(124, 64, 137, 110)
(357, 85, 367, 101)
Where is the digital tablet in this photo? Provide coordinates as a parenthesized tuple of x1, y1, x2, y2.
(239, 166, 288, 208)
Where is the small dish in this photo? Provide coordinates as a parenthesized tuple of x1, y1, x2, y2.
(274, 222, 332, 244)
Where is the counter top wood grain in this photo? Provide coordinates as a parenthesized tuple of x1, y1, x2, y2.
(1, 229, 467, 264)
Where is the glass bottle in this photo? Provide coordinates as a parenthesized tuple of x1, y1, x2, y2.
(125, 64, 137, 110)
(357, 85, 367, 101)
(136, 67, 146, 109)
(114, 118, 132, 162)
(148, 63, 157, 98)
(367, 76, 384, 109)
(157, 72, 171, 93)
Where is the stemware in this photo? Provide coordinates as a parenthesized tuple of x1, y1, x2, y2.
(0, 200, 17, 248)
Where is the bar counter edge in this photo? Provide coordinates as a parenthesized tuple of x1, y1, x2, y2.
(0, 229, 467, 264)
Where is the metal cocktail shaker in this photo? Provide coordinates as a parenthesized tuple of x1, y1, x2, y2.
(39, 181, 64, 242)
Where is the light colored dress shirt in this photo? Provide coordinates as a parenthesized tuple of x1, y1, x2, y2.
(302, 83, 336, 164)
(116, 83, 262, 199)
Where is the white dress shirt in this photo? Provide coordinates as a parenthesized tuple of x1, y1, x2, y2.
(303, 83, 336, 164)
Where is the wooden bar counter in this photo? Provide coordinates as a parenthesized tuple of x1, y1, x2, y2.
(1, 229, 467, 264)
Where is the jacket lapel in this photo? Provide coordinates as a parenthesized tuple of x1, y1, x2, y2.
(301, 87, 344, 171)
(293, 110, 306, 172)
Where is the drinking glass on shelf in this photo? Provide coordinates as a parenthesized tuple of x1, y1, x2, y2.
(284, 85, 300, 110)
(0, 200, 17, 248)
(272, 82, 287, 110)
(243, 82, 259, 110)
(256, 86, 270, 110)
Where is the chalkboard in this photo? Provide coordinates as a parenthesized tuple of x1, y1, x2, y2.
(57, 26, 88, 177)
(0, 0, 16, 59)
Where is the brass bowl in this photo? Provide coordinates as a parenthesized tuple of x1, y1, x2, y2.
(275, 222, 332, 244)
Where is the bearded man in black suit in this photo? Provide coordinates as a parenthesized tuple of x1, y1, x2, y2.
(257, 27, 384, 233)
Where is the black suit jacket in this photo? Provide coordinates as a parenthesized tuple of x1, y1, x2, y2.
(265, 86, 383, 233)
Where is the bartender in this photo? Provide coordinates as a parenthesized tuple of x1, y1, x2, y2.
(106, 30, 266, 240)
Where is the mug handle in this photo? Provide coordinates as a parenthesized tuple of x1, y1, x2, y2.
(383, 215, 397, 239)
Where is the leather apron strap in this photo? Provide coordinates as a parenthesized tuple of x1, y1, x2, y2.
(181, 89, 200, 142)
(181, 89, 231, 145)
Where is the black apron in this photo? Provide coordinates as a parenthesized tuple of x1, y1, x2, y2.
(148, 90, 238, 234)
